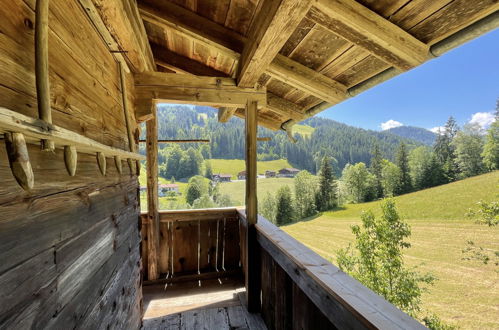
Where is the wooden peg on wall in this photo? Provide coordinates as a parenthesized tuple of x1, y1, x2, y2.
(127, 158, 135, 175)
(136, 160, 141, 176)
(5, 132, 34, 190)
(97, 152, 106, 175)
(64, 146, 77, 176)
(114, 155, 122, 174)
(35, 0, 55, 152)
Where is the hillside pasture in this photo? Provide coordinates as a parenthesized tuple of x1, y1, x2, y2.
(283, 171, 499, 329)
(218, 177, 295, 206)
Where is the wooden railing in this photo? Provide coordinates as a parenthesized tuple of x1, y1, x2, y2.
(140, 208, 241, 282)
(237, 210, 426, 330)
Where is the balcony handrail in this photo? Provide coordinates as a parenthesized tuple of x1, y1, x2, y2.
(238, 210, 426, 330)
(140, 207, 240, 223)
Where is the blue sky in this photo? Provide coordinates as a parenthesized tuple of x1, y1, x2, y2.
(318, 28, 499, 132)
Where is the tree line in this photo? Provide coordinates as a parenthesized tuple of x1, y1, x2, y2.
(142, 104, 423, 179)
(259, 108, 498, 224)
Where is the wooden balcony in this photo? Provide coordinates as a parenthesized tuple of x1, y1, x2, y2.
(140, 208, 425, 329)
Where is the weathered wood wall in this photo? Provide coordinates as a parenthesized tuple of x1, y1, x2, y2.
(0, 0, 142, 329)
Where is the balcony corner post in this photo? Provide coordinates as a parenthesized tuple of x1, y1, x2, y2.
(245, 99, 261, 312)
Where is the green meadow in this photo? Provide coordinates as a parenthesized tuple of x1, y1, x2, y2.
(283, 171, 499, 329)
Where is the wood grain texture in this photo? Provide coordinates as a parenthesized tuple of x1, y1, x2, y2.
(146, 105, 159, 280)
(0, 1, 142, 328)
(311, 0, 429, 70)
(237, 0, 314, 87)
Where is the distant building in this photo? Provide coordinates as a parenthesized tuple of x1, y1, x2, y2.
(265, 170, 276, 178)
(278, 168, 300, 178)
(237, 171, 246, 180)
(159, 183, 179, 197)
(213, 174, 232, 182)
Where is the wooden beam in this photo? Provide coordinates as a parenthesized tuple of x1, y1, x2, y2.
(311, 0, 429, 70)
(134, 72, 267, 108)
(245, 100, 260, 313)
(146, 105, 159, 281)
(139, 139, 210, 143)
(237, 0, 314, 87)
(0, 107, 145, 161)
(267, 93, 306, 121)
(267, 55, 347, 104)
(218, 107, 238, 123)
(140, 6, 343, 122)
(139, 0, 244, 60)
(79, 0, 155, 72)
(151, 43, 229, 77)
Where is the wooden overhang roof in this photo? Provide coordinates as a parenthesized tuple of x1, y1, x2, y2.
(128, 0, 498, 131)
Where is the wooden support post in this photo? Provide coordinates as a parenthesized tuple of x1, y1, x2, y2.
(245, 100, 260, 312)
(146, 105, 160, 280)
(5, 132, 34, 191)
(64, 145, 77, 176)
(35, 0, 54, 151)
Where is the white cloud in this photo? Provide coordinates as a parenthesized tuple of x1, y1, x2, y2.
(429, 126, 445, 134)
(381, 119, 403, 130)
(469, 111, 496, 129)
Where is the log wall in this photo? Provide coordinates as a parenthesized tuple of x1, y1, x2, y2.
(0, 0, 142, 329)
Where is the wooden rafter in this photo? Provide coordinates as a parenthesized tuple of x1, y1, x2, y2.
(237, 0, 314, 87)
(267, 55, 347, 104)
(139, 0, 244, 59)
(139, 0, 339, 124)
(310, 0, 429, 70)
(151, 43, 229, 77)
(134, 72, 267, 108)
(267, 93, 306, 121)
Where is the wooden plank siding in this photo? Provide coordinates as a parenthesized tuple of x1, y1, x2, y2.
(0, 0, 144, 328)
(140, 209, 242, 281)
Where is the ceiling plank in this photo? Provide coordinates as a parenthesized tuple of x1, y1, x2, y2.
(139, 0, 244, 60)
(134, 72, 267, 108)
(311, 0, 429, 71)
(237, 0, 314, 87)
(139, 1, 342, 123)
(151, 43, 229, 77)
(267, 55, 347, 104)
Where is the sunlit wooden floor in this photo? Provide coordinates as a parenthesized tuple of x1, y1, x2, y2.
(142, 277, 266, 329)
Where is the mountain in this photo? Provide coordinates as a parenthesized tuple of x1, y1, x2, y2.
(385, 126, 437, 145)
(145, 105, 424, 175)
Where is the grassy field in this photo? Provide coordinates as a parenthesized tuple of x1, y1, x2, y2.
(283, 171, 499, 329)
(208, 158, 292, 179)
(293, 124, 315, 137)
(218, 177, 295, 206)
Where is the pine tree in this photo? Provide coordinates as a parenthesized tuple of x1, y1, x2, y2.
(370, 145, 383, 198)
(275, 186, 295, 226)
(434, 116, 459, 182)
(315, 156, 338, 211)
(395, 142, 412, 194)
(204, 161, 213, 179)
(482, 101, 499, 171)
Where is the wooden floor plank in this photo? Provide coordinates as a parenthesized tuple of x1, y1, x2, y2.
(142, 278, 267, 330)
(227, 305, 250, 329)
